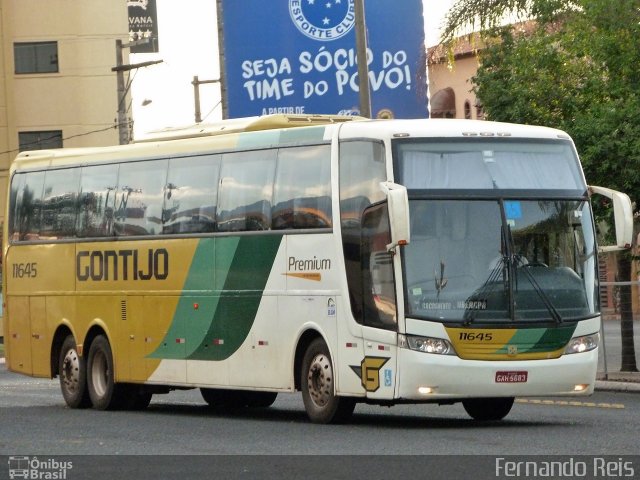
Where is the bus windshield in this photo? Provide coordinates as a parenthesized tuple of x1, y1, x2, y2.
(396, 139, 597, 324)
(395, 139, 585, 191)
(403, 199, 598, 323)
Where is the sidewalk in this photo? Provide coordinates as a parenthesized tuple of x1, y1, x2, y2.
(596, 371, 640, 392)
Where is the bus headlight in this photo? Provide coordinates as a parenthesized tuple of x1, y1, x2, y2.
(399, 334, 455, 355)
(564, 333, 599, 354)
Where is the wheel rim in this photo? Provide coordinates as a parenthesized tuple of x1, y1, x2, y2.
(307, 353, 333, 408)
(61, 348, 81, 394)
(91, 350, 109, 398)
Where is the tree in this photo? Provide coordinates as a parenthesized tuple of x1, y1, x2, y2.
(442, 0, 640, 372)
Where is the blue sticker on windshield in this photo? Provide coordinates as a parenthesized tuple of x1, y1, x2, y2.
(505, 201, 522, 220)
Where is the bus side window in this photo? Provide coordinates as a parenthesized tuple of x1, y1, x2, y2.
(361, 202, 397, 330)
(40, 167, 81, 239)
(339, 140, 386, 324)
(11, 171, 45, 241)
(164, 155, 220, 234)
(272, 145, 332, 230)
(114, 160, 168, 236)
(77, 164, 119, 238)
(8, 173, 25, 241)
(217, 150, 277, 232)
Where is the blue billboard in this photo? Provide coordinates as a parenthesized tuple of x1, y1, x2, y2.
(219, 0, 428, 119)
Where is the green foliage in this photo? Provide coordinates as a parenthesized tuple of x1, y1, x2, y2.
(441, 0, 579, 44)
(446, 0, 640, 202)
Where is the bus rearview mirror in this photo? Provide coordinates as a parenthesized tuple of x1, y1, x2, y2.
(589, 185, 633, 251)
(380, 182, 410, 251)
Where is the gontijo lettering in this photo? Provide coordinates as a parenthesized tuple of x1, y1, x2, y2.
(76, 248, 169, 281)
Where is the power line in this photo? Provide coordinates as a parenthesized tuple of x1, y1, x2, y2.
(0, 122, 128, 157)
(201, 99, 222, 123)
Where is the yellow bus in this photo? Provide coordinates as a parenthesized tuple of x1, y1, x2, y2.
(3, 114, 632, 423)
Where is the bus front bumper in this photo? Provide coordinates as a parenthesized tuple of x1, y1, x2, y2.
(396, 347, 598, 401)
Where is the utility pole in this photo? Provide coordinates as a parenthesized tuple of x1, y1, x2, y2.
(112, 39, 163, 145)
(192, 76, 220, 123)
(354, 0, 371, 118)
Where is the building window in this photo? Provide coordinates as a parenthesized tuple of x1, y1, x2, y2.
(430, 88, 456, 118)
(19, 131, 63, 151)
(464, 100, 472, 119)
(14, 42, 59, 74)
(476, 102, 485, 120)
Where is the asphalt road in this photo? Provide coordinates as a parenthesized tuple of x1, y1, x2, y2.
(2, 363, 639, 479)
(0, 364, 638, 456)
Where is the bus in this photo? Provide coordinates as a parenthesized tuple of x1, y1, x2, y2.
(2, 114, 633, 423)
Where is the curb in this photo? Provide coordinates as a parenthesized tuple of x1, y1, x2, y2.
(595, 380, 640, 393)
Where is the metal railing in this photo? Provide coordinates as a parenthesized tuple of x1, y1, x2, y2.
(598, 281, 640, 380)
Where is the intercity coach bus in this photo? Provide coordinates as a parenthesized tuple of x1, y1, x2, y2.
(2, 115, 632, 423)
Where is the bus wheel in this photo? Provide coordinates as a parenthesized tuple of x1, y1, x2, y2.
(301, 338, 355, 424)
(59, 335, 91, 408)
(462, 397, 515, 421)
(86, 335, 127, 410)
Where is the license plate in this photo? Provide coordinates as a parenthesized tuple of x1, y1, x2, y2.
(495, 371, 528, 383)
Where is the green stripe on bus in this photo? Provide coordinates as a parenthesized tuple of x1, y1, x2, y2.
(529, 323, 576, 352)
(237, 130, 281, 148)
(149, 235, 283, 361)
(279, 126, 326, 143)
(236, 126, 326, 149)
(495, 324, 576, 354)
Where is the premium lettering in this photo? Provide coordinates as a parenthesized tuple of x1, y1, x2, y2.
(77, 249, 169, 281)
(288, 256, 331, 272)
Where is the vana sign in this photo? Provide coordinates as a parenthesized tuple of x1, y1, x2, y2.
(219, 0, 428, 119)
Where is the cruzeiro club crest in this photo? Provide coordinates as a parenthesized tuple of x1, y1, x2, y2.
(289, 0, 356, 42)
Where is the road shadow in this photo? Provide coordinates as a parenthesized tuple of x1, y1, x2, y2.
(138, 400, 563, 430)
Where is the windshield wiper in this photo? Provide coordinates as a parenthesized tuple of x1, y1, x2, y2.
(515, 255, 563, 324)
(463, 255, 507, 326)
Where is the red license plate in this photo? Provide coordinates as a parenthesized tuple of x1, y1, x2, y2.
(495, 371, 528, 383)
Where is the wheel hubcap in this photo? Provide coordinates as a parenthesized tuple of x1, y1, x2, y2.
(307, 354, 333, 407)
(91, 350, 109, 398)
(61, 349, 80, 393)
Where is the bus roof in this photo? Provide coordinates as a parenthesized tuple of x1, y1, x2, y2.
(10, 116, 574, 173)
(11, 114, 362, 172)
(337, 118, 573, 142)
(136, 113, 363, 142)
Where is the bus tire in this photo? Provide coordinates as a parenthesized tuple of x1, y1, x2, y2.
(86, 335, 127, 410)
(462, 397, 514, 421)
(59, 335, 91, 408)
(301, 338, 355, 424)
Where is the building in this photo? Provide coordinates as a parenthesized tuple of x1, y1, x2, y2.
(427, 34, 484, 121)
(0, 0, 129, 222)
(0, 0, 129, 333)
